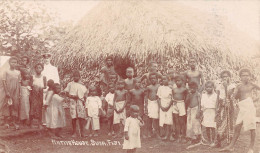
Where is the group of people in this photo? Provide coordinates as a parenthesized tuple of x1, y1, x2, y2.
(0, 54, 259, 153)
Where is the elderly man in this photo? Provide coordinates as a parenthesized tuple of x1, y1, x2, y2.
(41, 52, 60, 126)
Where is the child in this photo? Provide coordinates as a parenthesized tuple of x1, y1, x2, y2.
(104, 83, 115, 136)
(46, 83, 66, 138)
(145, 72, 160, 138)
(30, 63, 46, 128)
(123, 105, 144, 153)
(44, 79, 54, 133)
(220, 68, 260, 153)
(20, 70, 32, 126)
(0, 57, 21, 129)
(157, 75, 173, 140)
(125, 67, 135, 117)
(64, 71, 87, 137)
(85, 86, 103, 137)
(201, 81, 217, 146)
(183, 58, 205, 92)
(113, 79, 127, 138)
(167, 69, 176, 89)
(172, 75, 188, 142)
(125, 67, 135, 91)
(185, 82, 201, 144)
(141, 62, 162, 87)
(128, 78, 145, 137)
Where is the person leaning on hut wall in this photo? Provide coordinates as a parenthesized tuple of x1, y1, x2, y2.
(41, 52, 60, 126)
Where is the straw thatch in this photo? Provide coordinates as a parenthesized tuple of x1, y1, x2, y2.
(52, 1, 259, 85)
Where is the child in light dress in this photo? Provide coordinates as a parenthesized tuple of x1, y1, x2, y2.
(85, 86, 103, 137)
(201, 81, 217, 146)
(123, 105, 144, 153)
(157, 75, 173, 140)
(46, 83, 66, 138)
(20, 70, 32, 127)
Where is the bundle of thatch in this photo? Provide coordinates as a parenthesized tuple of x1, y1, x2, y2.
(52, 1, 259, 85)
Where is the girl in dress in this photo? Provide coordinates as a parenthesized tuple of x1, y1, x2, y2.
(0, 57, 21, 129)
(123, 105, 144, 153)
(85, 86, 103, 137)
(46, 83, 66, 138)
(201, 81, 218, 146)
(44, 79, 54, 134)
(20, 70, 32, 126)
(30, 63, 46, 128)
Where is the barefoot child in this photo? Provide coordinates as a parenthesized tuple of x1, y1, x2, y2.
(145, 72, 160, 138)
(19, 70, 32, 126)
(46, 83, 66, 138)
(128, 78, 145, 137)
(113, 79, 127, 137)
(172, 75, 188, 142)
(123, 105, 144, 153)
(201, 81, 217, 146)
(157, 75, 173, 140)
(184, 58, 205, 92)
(104, 83, 115, 136)
(64, 71, 87, 137)
(30, 63, 46, 128)
(85, 86, 103, 137)
(43, 79, 54, 130)
(220, 68, 260, 153)
(186, 82, 201, 144)
(0, 57, 21, 129)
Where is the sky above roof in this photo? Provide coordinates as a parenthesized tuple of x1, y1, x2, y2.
(38, 1, 259, 42)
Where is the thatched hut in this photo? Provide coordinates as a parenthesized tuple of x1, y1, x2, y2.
(52, 1, 259, 85)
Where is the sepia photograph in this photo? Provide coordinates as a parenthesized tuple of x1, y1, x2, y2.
(0, 0, 259, 153)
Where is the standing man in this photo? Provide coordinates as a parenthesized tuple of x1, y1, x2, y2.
(41, 53, 60, 84)
(183, 58, 205, 93)
(41, 52, 60, 126)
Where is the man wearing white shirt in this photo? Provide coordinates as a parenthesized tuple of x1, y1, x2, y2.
(42, 53, 60, 84)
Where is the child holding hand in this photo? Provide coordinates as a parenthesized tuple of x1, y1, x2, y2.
(123, 105, 144, 153)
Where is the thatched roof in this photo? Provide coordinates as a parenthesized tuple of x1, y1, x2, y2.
(52, 1, 259, 83)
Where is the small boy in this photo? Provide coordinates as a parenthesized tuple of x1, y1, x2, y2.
(220, 68, 260, 153)
(104, 83, 115, 136)
(157, 75, 173, 140)
(128, 78, 145, 137)
(183, 58, 205, 92)
(125, 67, 135, 91)
(141, 62, 162, 87)
(172, 75, 188, 142)
(113, 79, 127, 137)
(145, 72, 160, 138)
(64, 71, 88, 137)
(167, 69, 176, 89)
(185, 82, 201, 144)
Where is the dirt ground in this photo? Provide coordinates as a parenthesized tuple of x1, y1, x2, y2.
(0, 122, 259, 153)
